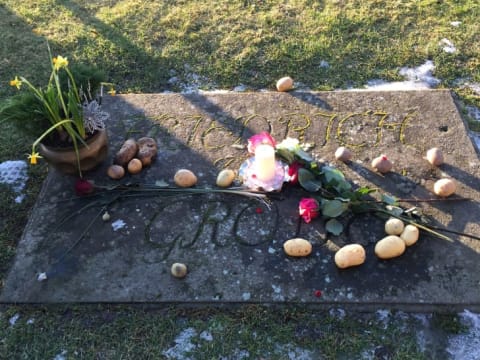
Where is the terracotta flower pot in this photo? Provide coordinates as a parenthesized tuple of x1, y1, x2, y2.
(38, 129, 109, 175)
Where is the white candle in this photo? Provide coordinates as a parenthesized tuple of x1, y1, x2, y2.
(254, 144, 276, 181)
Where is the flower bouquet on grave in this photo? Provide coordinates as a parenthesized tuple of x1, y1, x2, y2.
(0, 44, 115, 176)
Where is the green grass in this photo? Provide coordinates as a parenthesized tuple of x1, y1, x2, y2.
(1, 305, 433, 359)
(0, 0, 479, 358)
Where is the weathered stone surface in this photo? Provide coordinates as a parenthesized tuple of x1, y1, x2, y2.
(1, 90, 479, 311)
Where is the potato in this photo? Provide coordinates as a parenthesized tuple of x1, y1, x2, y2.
(137, 137, 158, 166)
(334, 244, 366, 269)
(375, 235, 406, 259)
(174, 169, 197, 187)
(216, 169, 235, 187)
(171, 263, 187, 278)
(433, 178, 456, 197)
(334, 146, 353, 162)
(371, 155, 393, 174)
(107, 164, 125, 179)
(426, 147, 444, 166)
(114, 139, 138, 166)
(127, 158, 143, 174)
(283, 238, 312, 257)
(400, 224, 419, 246)
(385, 218, 404, 235)
(276, 76, 294, 92)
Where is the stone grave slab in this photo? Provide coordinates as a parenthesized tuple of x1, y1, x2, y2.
(2, 90, 480, 311)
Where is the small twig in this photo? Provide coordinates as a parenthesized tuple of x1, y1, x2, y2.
(423, 225, 480, 241)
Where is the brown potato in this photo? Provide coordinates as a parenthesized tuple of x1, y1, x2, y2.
(137, 137, 158, 166)
(107, 164, 125, 179)
(114, 139, 138, 166)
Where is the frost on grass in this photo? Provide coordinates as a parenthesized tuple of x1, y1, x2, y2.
(365, 60, 440, 90)
(163, 327, 197, 360)
(111, 219, 126, 231)
(440, 38, 457, 53)
(447, 310, 480, 360)
(0, 160, 28, 203)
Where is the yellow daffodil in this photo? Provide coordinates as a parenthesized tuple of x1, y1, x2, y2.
(28, 151, 42, 165)
(9, 76, 22, 89)
(52, 55, 68, 70)
(107, 88, 116, 96)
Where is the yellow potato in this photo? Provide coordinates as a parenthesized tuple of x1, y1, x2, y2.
(174, 169, 198, 187)
(400, 225, 419, 246)
(375, 235, 406, 259)
(433, 178, 456, 197)
(276, 76, 294, 92)
(216, 169, 235, 187)
(385, 218, 404, 235)
(283, 238, 312, 257)
(426, 147, 444, 166)
(127, 158, 143, 174)
(334, 244, 366, 269)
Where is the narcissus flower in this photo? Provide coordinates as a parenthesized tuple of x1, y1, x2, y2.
(247, 132, 276, 154)
(27, 151, 42, 165)
(9, 76, 22, 89)
(52, 55, 68, 70)
(107, 87, 116, 96)
(298, 197, 319, 223)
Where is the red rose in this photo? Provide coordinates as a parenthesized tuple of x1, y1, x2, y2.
(75, 179, 94, 196)
(287, 161, 302, 184)
(298, 198, 319, 223)
(247, 132, 276, 154)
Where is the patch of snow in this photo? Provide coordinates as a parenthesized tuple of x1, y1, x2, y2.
(233, 84, 248, 92)
(220, 349, 250, 360)
(37, 272, 48, 281)
(440, 38, 457, 53)
(364, 60, 440, 91)
(466, 105, 480, 122)
(467, 83, 480, 95)
(329, 308, 346, 319)
(53, 350, 68, 360)
(0, 160, 28, 203)
(447, 311, 480, 360)
(26, 318, 35, 325)
(319, 60, 330, 68)
(163, 327, 197, 360)
(242, 292, 251, 301)
(9, 313, 20, 326)
(111, 219, 126, 231)
(199, 330, 213, 342)
(450, 21, 461, 27)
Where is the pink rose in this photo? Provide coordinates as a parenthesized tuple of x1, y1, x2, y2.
(247, 132, 276, 154)
(299, 198, 319, 223)
(75, 179, 94, 196)
(287, 161, 302, 184)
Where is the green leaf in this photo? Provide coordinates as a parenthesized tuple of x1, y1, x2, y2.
(275, 148, 295, 164)
(381, 194, 398, 206)
(326, 218, 344, 235)
(296, 149, 314, 162)
(298, 168, 322, 192)
(322, 199, 349, 218)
